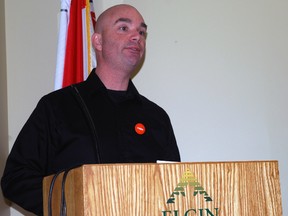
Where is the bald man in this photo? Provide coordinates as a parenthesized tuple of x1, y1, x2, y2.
(1, 4, 180, 215)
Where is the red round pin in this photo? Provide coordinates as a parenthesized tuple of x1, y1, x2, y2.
(135, 123, 146, 135)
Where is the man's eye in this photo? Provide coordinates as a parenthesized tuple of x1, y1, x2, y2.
(139, 31, 146, 36)
(119, 26, 128, 31)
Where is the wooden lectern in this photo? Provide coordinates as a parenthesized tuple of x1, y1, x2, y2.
(43, 161, 282, 215)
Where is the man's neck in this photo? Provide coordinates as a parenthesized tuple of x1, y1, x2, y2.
(95, 66, 132, 91)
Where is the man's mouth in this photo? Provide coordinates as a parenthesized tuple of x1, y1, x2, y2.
(127, 46, 141, 53)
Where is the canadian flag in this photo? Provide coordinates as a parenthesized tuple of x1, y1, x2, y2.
(54, 0, 96, 90)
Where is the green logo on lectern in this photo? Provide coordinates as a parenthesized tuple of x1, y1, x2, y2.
(162, 169, 219, 216)
(166, 169, 213, 204)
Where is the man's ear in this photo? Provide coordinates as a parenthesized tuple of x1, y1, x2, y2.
(92, 33, 102, 51)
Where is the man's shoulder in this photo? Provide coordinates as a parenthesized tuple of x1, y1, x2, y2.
(41, 85, 74, 102)
(38, 83, 88, 110)
(34, 84, 85, 116)
(138, 94, 168, 116)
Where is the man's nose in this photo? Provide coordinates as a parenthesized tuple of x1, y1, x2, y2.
(130, 30, 142, 43)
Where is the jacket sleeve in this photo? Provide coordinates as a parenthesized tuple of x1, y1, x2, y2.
(166, 115, 181, 162)
(1, 97, 53, 216)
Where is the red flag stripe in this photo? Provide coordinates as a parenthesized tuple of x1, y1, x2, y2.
(62, 0, 85, 87)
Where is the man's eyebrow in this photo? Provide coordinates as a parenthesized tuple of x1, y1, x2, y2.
(141, 22, 148, 29)
(114, 18, 147, 29)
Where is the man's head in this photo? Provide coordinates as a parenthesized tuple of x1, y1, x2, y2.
(92, 4, 147, 75)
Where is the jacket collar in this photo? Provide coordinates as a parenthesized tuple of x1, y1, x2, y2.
(84, 68, 142, 103)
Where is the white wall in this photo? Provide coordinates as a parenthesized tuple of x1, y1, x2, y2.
(0, 0, 10, 215)
(3, 0, 287, 215)
(4, 1, 58, 215)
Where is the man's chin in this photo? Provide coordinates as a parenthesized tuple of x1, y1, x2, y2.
(126, 57, 142, 67)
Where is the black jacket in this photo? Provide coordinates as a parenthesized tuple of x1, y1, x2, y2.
(1, 70, 180, 215)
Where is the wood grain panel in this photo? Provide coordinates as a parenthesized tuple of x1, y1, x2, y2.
(43, 161, 282, 216)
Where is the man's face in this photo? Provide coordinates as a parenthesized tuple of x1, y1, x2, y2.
(99, 6, 147, 71)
